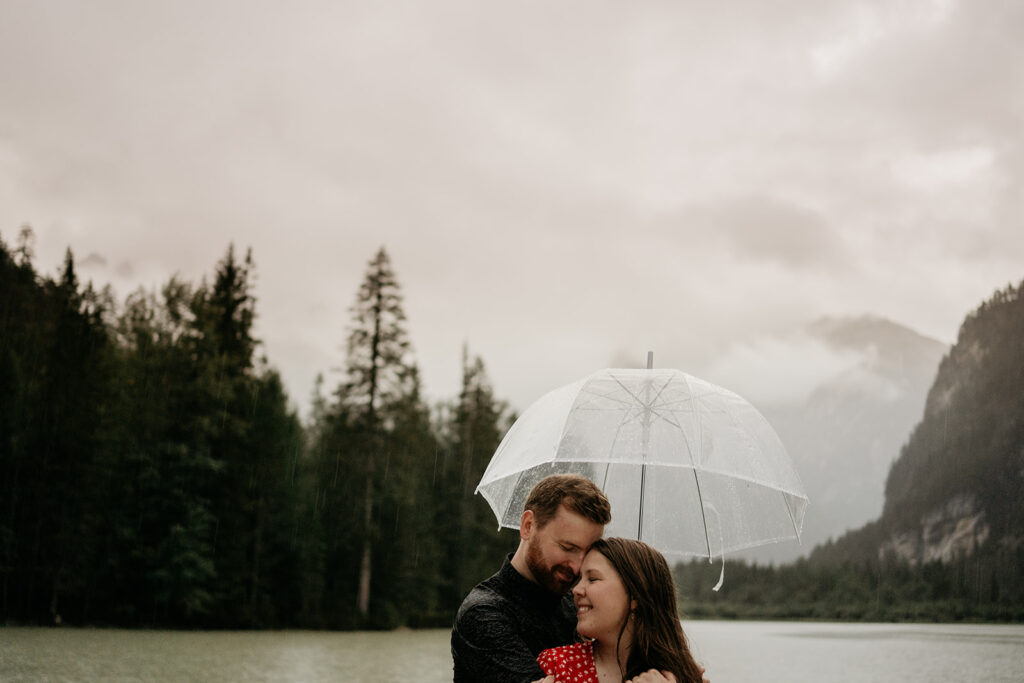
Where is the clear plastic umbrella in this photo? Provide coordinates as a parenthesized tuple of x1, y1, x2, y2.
(476, 366, 808, 587)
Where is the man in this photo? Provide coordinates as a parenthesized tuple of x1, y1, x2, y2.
(451, 473, 611, 683)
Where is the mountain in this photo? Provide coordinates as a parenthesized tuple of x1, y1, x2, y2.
(811, 280, 1024, 568)
(740, 315, 948, 564)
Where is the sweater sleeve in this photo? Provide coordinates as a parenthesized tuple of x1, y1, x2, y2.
(452, 602, 547, 683)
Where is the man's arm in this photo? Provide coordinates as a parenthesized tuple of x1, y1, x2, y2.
(451, 603, 547, 683)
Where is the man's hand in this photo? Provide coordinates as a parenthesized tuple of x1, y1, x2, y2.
(626, 670, 674, 683)
(542, 665, 708, 683)
(626, 668, 710, 683)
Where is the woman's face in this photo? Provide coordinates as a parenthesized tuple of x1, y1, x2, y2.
(572, 549, 634, 643)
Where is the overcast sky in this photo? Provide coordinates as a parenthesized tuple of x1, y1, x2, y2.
(2, 0, 1021, 418)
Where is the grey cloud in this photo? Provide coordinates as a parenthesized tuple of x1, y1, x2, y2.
(668, 197, 848, 270)
(1, 0, 1021, 418)
(816, 1, 1024, 146)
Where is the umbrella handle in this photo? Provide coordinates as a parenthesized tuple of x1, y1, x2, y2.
(704, 502, 726, 592)
(712, 557, 725, 592)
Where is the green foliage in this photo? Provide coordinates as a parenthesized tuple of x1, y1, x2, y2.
(304, 248, 514, 629)
(0, 237, 115, 624)
(0, 234, 306, 627)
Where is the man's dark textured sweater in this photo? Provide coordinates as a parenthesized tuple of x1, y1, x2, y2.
(451, 554, 577, 683)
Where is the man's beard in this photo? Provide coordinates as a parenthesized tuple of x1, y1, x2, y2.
(525, 541, 578, 594)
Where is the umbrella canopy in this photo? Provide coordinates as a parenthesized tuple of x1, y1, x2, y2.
(477, 368, 808, 563)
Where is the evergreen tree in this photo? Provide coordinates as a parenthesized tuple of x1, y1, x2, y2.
(188, 244, 303, 626)
(340, 247, 418, 620)
(0, 231, 48, 621)
(110, 279, 221, 623)
(0, 239, 114, 623)
(370, 366, 443, 626)
(435, 346, 515, 613)
(239, 368, 306, 625)
(312, 246, 437, 627)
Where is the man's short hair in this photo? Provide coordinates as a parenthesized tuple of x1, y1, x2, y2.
(525, 473, 611, 528)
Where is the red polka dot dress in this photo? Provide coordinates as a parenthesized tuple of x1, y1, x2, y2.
(537, 641, 599, 683)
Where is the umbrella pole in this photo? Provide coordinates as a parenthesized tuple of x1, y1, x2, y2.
(639, 351, 653, 540)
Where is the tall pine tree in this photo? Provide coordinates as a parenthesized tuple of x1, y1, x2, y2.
(313, 247, 434, 626)
(342, 247, 417, 620)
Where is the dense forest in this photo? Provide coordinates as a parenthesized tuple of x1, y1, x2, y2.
(0, 228, 515, 628)
(2, 227, 1022, 628)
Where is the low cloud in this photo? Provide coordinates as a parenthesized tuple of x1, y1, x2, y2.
(703, 332, 862, 407)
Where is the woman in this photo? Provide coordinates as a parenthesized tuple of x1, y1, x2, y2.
(537, 538, 705, 683)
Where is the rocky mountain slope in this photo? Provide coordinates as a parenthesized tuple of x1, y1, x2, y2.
(742, 315, 947, 563)
(811, 281, 1024, 567)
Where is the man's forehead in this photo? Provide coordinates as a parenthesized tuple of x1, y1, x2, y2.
(544, 506, 604, 543)
(547, 503, 593, 525)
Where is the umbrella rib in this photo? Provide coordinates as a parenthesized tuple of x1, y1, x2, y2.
(499, 468, 530, 529)
(679, 373, 713, 558)
(782, 489, 802, 542)
(576, 381, 639, 408)
(604, 372, 706, 483)
(692, 468, 713, 558)
(604, 397, 641, 460)
(581, 374, 691, 439)
(638, 463, 647, 540)
(605, 374, 684, 432)
(607, 372, 671, 408)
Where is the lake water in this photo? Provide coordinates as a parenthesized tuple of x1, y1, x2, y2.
(2, 621, 1023, 682)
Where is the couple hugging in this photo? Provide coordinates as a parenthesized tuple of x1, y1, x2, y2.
(451, 474, 708, 683)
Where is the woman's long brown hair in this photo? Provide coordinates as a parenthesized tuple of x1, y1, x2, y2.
(588, 538, 703, 683)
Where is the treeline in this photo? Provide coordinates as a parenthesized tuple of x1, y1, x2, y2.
(0, 229, 515, 629)
(6, 227, 1023, 629)
(674, 549, 1024, 623)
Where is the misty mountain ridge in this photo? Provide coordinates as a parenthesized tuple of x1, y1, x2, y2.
(811, 280, 1024, 568)
(739, 313, 948, 564)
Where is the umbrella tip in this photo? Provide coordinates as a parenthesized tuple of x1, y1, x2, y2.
(646, 351, 653, 369)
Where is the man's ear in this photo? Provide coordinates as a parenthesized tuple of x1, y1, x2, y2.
(520, 509, 535, 541)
